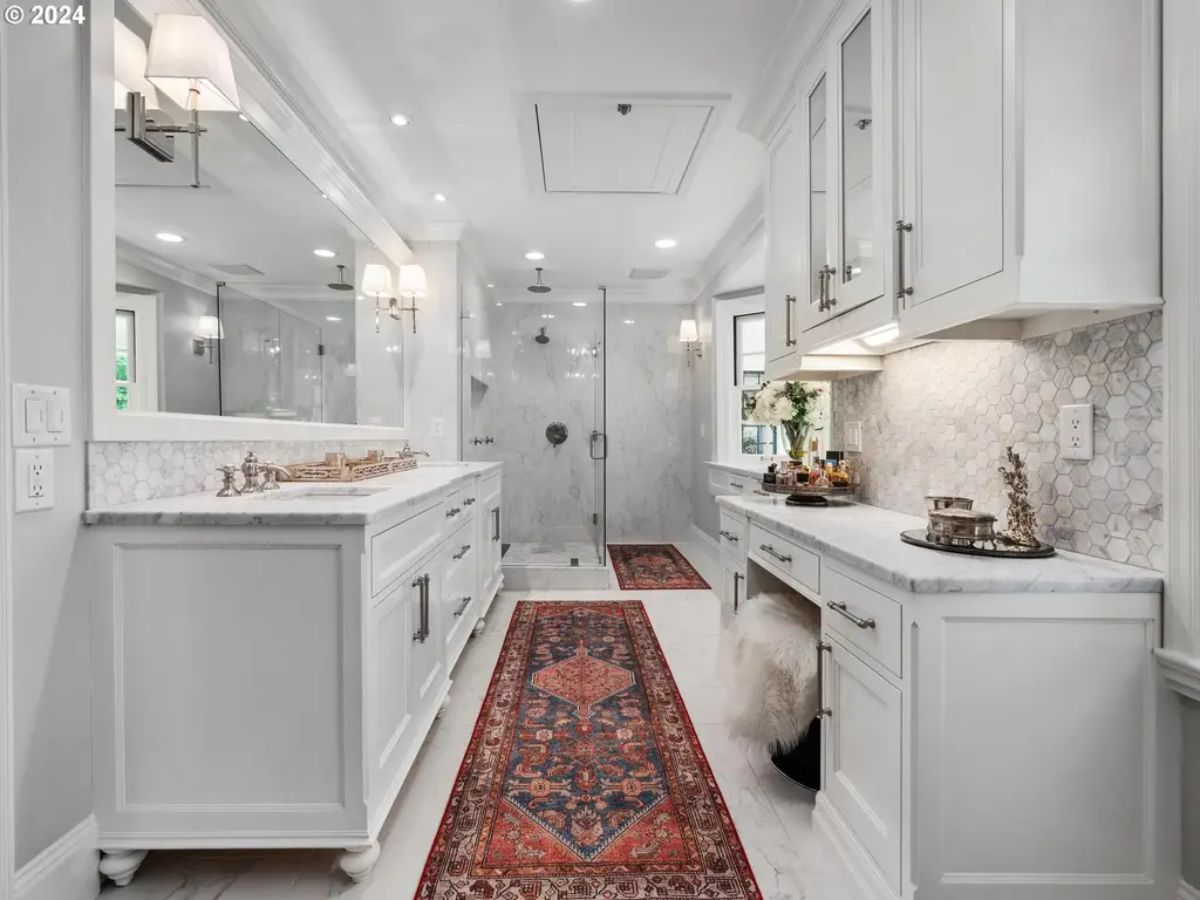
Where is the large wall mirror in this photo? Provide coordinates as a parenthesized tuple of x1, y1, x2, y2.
(98, 3, 410, 438)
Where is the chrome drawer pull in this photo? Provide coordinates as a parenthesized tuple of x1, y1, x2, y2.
(463, 497, 477, 506)
(446, 506, 462, 518)
(759, 543, 792, 564)
(453, 596, 472, 617)
(729, 481, 744, 490)
(718, 529, 739, 542)
(452, 544, 471, 560)
(826, 600, 876, 630)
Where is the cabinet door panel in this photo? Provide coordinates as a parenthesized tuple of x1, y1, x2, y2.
(369, 577, 414, 793)
(823, 637, 902, 890)
(902, 0, 1005, 305)
(765, 105, 806, 363)
(799, 70, 832, 334)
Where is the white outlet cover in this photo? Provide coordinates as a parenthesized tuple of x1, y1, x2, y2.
(1059, 403, 1094, 461)
(12, 384, 70, 447)
(15, 448, 54, 512)
(845, 420, 863, 453)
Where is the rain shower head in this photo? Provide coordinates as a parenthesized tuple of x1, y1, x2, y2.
(527, 267, 552, 294)
(327, 264, 354, 291)
(534, 327, 550, 345)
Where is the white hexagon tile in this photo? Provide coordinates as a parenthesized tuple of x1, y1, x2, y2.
(831, 311, 1164, 570)
(86, 440, 413, 509)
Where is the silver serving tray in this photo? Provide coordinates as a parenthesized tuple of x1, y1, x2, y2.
(900, 529, 1056, 559)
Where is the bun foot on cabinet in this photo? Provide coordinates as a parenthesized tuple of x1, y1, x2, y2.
(472, 617, 486, 637)
(99, 849, 148, 887)
(436, 692, 452, 719)
(338, 841, 380, 883)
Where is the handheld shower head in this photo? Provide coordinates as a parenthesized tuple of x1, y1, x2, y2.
(527, 267, 552, 294)
(534, 327, 550, 345)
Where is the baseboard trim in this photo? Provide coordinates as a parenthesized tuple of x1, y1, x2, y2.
(689, 523, 720, 555)
(15, 815, 99, 900)
(1179, 879, 1200, 900)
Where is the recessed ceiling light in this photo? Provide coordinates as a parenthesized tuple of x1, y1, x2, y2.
(495, 302, 503, 307)
(325, 315, 342, 322)
(313, 248, 336, 258)
(572, 301, 587, 307)
(155, 232, 184, 243)
(390, 113, 411, 127)
(654, 238, 678, 249)
(623, 319, 636, 325)
(525, 251, 545, 261)
(432, 192, 448, 203)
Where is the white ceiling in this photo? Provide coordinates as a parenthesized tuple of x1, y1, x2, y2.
(208, 0, 801, 301)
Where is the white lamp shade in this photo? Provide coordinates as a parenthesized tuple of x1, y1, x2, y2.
(145, 14, 240, 112)
(197, 315, 223, 340)
(679, 319, 699, 343)
(360, 264, 393, 298)
(114, 20, 160, 110)
(397, 264, 428, 297)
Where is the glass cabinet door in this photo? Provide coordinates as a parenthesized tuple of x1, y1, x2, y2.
(807, 73, 830, 324)
(833, 4, 887, 314)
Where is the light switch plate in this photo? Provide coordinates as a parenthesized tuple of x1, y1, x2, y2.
(12, 384, 70, 446)
(15, 448, 54, 512)
(844, 420, 863, 453)
(1059, 403, 1094, 461)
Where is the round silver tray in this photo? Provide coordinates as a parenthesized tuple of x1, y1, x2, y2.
(900, 529, 1056, 559)
(759, 481, 856, 497)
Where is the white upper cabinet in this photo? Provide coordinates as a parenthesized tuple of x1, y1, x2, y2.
(753, 0, 1160, 361)
(897, 0, 1161, 337)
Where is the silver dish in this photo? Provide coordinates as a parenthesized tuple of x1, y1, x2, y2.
(927, 508, 996, 544)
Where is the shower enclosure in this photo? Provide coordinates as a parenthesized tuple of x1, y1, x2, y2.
(461, 286, 607, 571)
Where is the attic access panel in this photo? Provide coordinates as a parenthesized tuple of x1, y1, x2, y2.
(536, 99, 714, 194)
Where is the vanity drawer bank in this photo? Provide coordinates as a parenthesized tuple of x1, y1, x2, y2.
(82, 462, 503, 887)
(715, 495, 1167, 900)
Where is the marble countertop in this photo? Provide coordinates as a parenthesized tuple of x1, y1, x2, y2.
(716, 495, 1163, 595)
(707, 460, 768, 478)
(82, 461, 502, 527)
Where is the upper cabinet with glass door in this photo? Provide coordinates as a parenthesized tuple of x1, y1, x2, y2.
(755, 0, 1160, 369)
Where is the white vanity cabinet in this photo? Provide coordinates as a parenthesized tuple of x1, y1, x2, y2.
(86, 466, 503, 886)
(720, 496, 1167, 900)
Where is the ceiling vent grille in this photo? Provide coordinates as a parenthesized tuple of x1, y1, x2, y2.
(629, 268, 670, 280)
(212, 263, 265, 277)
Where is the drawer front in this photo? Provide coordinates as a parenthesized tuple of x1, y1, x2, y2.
(442, 520, 476, 591)
(717, 510, 748, 562)
(370, 501, 443, 597)
(748, 523, 820, 595)
(823, 565, 902, 677)
(708, 469, 754, 496)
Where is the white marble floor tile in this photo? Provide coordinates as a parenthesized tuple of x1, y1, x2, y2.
(101, 547, 859, 899)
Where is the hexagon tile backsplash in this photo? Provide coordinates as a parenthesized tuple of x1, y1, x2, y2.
(86, 440, 413, 509)
(831, 311, 1163, 570)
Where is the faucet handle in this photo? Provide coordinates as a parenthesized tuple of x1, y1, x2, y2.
(216, 465, 241, 498)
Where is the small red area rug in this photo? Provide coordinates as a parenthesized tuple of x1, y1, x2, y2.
(414, 601, 760, 899)
(607, 544, 711, 591)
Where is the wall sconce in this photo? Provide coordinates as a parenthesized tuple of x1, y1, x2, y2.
(393, 264, 427, 334)
(194, 314, 223, 364)
(679, 319, 702, 366)
(361, 264, 394, 334)
(116, 14, 239, 188)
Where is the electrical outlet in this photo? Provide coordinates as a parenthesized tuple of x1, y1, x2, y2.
(1059, 403, 1094, 461)
(15, 448, 54, 512)
(430, 416, 445, 438)
(845, 420, 863, 453)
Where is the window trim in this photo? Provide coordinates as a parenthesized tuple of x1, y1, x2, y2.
(714, 294, 784, 466)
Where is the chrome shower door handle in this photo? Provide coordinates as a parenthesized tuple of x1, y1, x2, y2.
(589, 430, 608, 461)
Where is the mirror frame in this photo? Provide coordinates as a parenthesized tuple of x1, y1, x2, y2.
(87, 0, 414, 441)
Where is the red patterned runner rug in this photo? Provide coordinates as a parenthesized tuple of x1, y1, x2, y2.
(415, 601, 760, 899)
(608, 544, 711, 591)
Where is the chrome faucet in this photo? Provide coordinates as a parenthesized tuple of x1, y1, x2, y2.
(240, 452, 263, 493)
(258, 462, 295, 490)
(399, 442, 430, 459)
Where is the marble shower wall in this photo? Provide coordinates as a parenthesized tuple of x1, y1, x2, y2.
(831, 311, 1164, 569)
(488, 300, 693, 545)
(87, 440, 412, 508)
